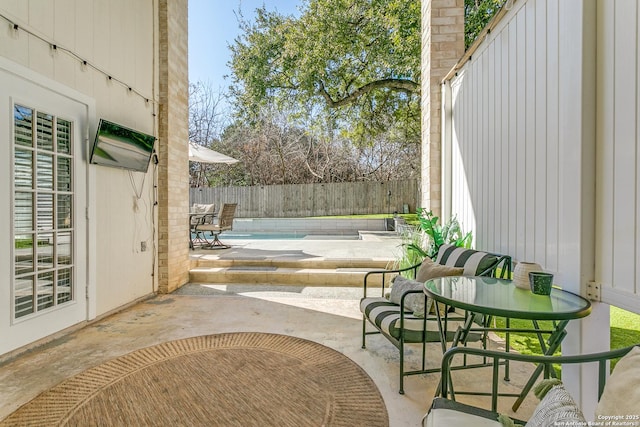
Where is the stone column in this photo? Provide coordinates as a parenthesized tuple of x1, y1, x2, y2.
(157, 0, 190, 293)
(421, 0, 465, 217)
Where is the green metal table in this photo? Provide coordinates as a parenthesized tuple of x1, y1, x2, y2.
(424, 275, 592, 411)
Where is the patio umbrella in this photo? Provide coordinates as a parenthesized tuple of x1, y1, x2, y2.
(188, 142, 239, 164)
(188, 142, 239, 187)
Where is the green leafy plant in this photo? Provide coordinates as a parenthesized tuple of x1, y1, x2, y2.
(408, 209, 472, 259)
(465, 0, 503, 49)
(392, 226, 427, 276)
(392, 209, 473, 274)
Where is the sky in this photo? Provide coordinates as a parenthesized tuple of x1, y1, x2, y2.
(188, 0, 301, 91)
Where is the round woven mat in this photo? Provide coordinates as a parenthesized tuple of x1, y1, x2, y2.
(1, 333, 388, 427)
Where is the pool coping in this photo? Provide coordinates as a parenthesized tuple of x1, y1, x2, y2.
(233, 217, 390, 234)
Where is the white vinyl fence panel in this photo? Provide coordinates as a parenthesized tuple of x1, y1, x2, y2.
(443, 0, 640, 312)
(595, 0, 640, 312)
(444, 0, 562, 272)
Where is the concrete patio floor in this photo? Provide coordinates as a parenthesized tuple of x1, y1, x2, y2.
(0, 235, 541, 426)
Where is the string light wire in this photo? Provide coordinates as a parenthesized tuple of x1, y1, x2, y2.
(0, 13, 156, 107)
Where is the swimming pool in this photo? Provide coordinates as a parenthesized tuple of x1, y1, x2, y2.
(219, 232, 360, 240)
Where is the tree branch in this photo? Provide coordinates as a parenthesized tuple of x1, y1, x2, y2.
(319, 78, 419, 108)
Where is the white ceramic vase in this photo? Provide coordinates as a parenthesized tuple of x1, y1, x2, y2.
(513, 261, 543, 289)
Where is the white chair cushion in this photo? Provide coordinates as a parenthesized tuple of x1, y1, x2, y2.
(192, 203, 215, 214)
(595, 346, 640, 420)
(423, 408, 502, 427)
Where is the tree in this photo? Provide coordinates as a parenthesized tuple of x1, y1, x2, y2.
(188, 80, 418, 187)
(465, 0, 503, 49)
(228, 0, 503, 147)
(188, 82, 244, 187)
(191, 0, 501, 187)
(229, 0, 421, 146)
(222, 110, 362, 185)
(188, 81, 228, 146)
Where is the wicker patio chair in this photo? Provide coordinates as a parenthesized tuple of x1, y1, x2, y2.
(193, 203, 237, 249)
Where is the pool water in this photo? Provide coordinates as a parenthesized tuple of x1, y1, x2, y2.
(192, 232, 359, 240)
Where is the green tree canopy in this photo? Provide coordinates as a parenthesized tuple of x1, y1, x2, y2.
(465, 0, 503, 49)
(229, 0, 421, 145)
(203, 0, 503, 187)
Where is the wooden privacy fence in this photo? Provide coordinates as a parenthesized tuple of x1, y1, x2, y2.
(190, 180, 420, 218)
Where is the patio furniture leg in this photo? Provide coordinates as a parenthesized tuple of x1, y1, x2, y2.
(399, 337, 405, 395)
(504, 317, 510, 381)
(201, 231, 230, 249)
(511, 321, 569, 412)
(209, 233, 230, 249)
(362, 316, 367, 349)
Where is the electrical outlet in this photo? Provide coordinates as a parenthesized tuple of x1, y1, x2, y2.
(141, 241, 147, 252)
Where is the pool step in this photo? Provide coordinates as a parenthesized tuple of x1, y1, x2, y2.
(191, 256, 389, 270)
(189, 266, 388, 287)
(189, 257, 394, 287)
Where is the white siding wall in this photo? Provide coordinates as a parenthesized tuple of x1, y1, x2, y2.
(445, 0, 640, 312)
(596, 0, 640, 313)
(443, 0, 590, 288)
(0, 0, 158, 343)
(441, 0, 640, 412)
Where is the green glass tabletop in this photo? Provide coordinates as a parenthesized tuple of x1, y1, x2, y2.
(424, 276, 592, 321)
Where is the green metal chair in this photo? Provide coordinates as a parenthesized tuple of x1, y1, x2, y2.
(425, 344, 639, 426)
(360, 243, 512, 394)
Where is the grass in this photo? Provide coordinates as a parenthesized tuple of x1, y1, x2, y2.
(15, 240, 33, 249)
(611, 306, 640, 350)
(310, 213, 418, 222)
(494, 306, 640, 373)
(15, 238, 50, 249)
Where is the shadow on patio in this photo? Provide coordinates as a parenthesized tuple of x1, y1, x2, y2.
(0, 283, 540, 426)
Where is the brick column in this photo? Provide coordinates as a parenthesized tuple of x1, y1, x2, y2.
(157, 0, 190, 293)
(421, 0, 465, 217)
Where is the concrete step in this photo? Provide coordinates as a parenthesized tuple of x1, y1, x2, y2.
(187, 234, 401, 287)
(189, 265, 388, 287)
(191, 256, 390, 270)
